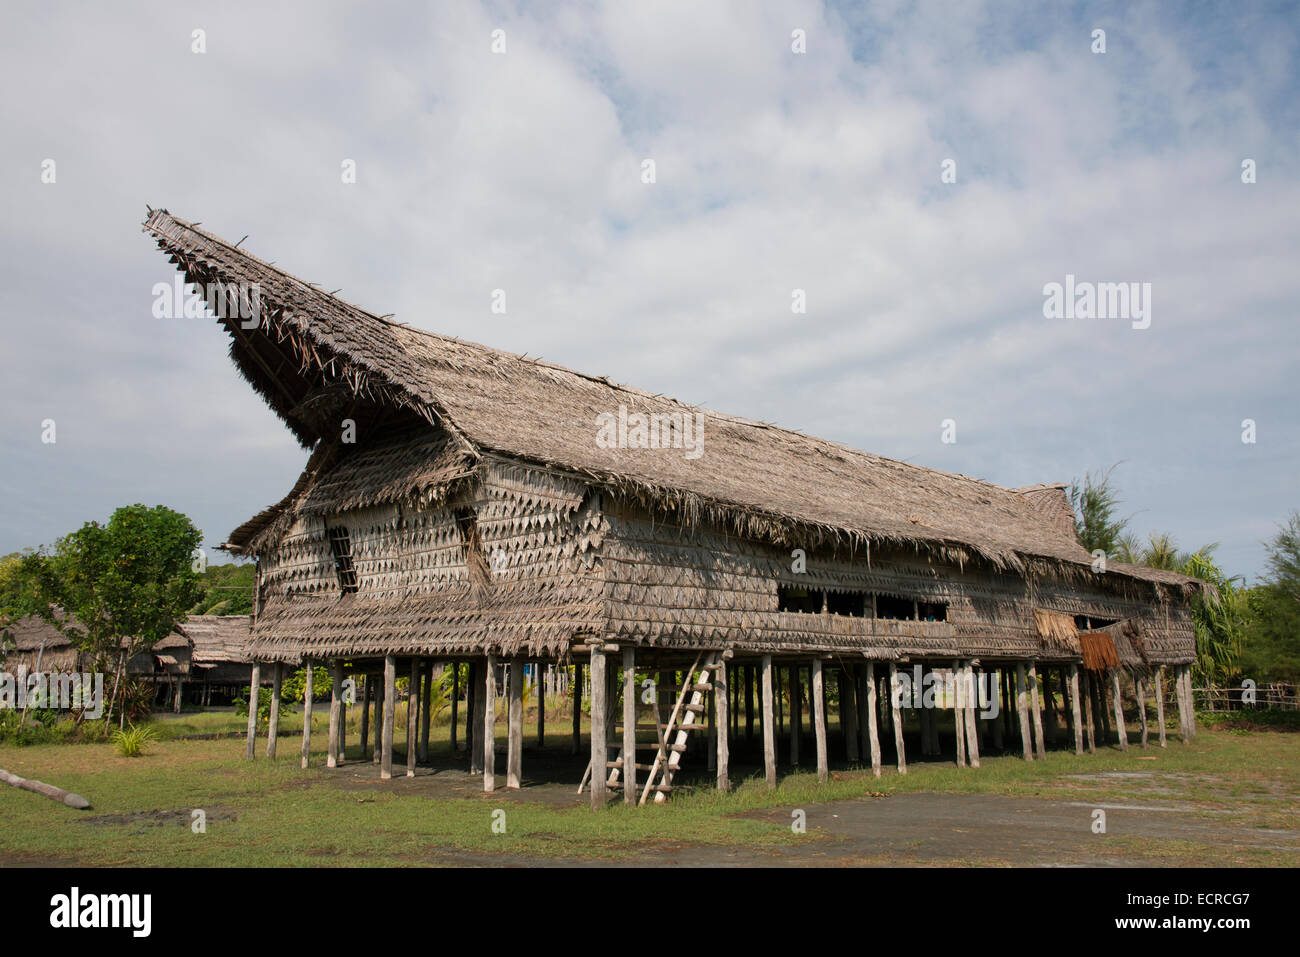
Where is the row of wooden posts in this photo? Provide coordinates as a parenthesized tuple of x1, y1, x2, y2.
(242, 650, 1197, 811)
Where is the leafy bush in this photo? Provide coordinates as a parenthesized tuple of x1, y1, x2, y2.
(110, 724, 159, 756)
(1200, 708, 1300, 732)
(234, 686, 296, 726)
(281, 665, 330, 704)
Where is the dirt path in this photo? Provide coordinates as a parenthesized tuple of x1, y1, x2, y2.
(413, 790, 1300, 867)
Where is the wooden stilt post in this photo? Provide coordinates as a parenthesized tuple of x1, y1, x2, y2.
(1154, 667, 1167, 747)
(266, 663, 282, 759)
(469, 662, 483, 773)
(962, 662, 980, 768)
(571, 662, 582, 756)
(407, 658, 420, 777)
(888, 663, 907, 774)
(339, 668, 347, 761)
(706, 683, 716, 772)
(1059, 670, 1074, 745)
(1042, 667, 1059, 743)
(450, 663, 460, 753)
(372, 672, 383, 765)
(327, 660, 342, 769)
(507, 658, 524, 789)
(536, 662, 546, 748)
(622, 647, 636, 805)
(864, 661, 881, 776)
(953, 661, 967, 768)
(789, 665, 801, 766)
(745, 665, 755, 743)
(777, 667, 785, 737)
(1110, 669, 1129, 751)
(380, 655, 396, 780)
(1015, 662, 1033, 761)
(588, 647, 607, 809)
(1029, 661, 1046, 759)
(840, 667, 858, 762)
(1135, 670, 1149, 748)
(1176, 664, 1193, 742)
(918, 676, 932, 756)
(855, 665, 870, 764)
(301, 661, 314, 769)
(761, 655, 777, 788)
(360, 675, 371, 758)
(245, 662, 261, 760)
(990, 669, 1004, 751)
(716, 652, 730, 791)
(811, 659, 828, 784)
(1094, 673, 1111, 742)
(482, 656, 497, 790)
(1068, 664, 1084, 755)
(1083, 671, 1097, 753)
(419, 661, 432, 762)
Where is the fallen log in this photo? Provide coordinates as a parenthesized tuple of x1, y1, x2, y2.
(0, 768, 91, 809)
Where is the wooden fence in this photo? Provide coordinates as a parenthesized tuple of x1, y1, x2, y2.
(1194, 683, 1297, 712)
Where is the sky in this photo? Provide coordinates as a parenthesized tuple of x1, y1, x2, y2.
(0, 1, 1296, 582)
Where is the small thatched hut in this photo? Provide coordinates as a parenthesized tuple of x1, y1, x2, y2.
(179, 615, 257, 705)
(142, 208, 1204, 805)
(3, 612, 255, 714)
(2, 615, 87, 674)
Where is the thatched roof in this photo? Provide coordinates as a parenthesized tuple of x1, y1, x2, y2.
(179, 615, 254, 664)
(141, 209, 1200, 591)
(3, 614, 79, 652)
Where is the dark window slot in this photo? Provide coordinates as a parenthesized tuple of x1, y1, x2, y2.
(826, 591, 867, 617)
(777, 585, 825, 614)
(327, 526, 358, 594)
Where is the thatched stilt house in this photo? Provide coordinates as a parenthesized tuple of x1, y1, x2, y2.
(143, 209, 1205, 805)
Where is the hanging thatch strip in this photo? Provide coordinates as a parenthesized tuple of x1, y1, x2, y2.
(141, 209, 1207, 596)
(1033, 608, 1080, 650)
(1078, 631, 1121, 671)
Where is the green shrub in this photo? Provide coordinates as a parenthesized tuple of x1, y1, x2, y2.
(110, 724, 159, 757)
(233, 686, 296, 726)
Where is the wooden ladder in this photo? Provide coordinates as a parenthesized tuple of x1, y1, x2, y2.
(576, 650, 721, 804)
(639, 650, 721, 805)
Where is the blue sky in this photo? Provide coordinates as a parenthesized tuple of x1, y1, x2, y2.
(0, 0, 1296, 580)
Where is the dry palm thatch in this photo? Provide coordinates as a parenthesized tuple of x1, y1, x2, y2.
(1033, 608, 1080, 651)
(140, 210, 1202, 596)
(1078, 631, 1122, 671)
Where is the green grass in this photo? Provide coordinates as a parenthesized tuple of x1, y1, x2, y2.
(1, 710, 1297, 866)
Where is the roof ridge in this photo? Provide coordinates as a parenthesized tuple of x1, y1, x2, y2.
(144, 209, 1031, 501)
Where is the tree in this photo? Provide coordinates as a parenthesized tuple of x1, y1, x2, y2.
(189, 561, 256, 615)
(1263, 511, 1300, 606)
(1069, 465, 1128, 556)
(1239, 512, 1300, 685)
(1181, 549, 1247, 687)
(26, 505, 204, 724)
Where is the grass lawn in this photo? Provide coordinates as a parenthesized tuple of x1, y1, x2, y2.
(1, 706, 1297, 866)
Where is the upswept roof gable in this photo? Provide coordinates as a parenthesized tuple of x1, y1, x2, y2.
(142, 209, 1184, 583)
